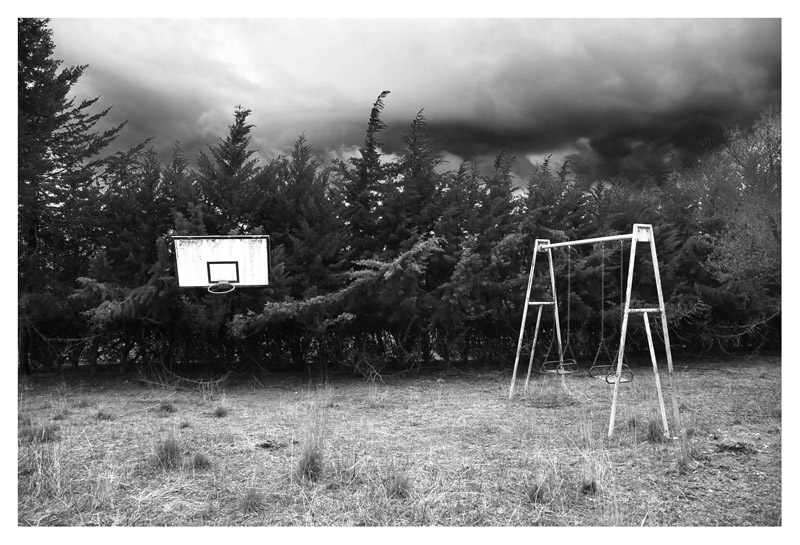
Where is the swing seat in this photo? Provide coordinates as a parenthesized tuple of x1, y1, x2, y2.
(541, 359, 578, 375)
(558, 360, 578, 375)
(589, 364, 614, 378)
(605, 370, 634, 384)
(590, 363, 633, 384)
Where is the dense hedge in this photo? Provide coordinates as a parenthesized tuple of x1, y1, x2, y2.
(19, 20, 780, 376)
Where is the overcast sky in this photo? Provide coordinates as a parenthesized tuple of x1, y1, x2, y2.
(47, 17, 781, 183)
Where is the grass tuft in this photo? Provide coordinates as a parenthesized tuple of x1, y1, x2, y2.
(188, 452, 212, 470)
(525, 480, 549, 504)
(624, 414, 669, 443)
(96, 408, 116, 421)
(674, 450, 692, 475)
(580, 479, 598, 495)
(19, 423, 61, 444)
(295, 403, 327, 482)
(239, 487, 265, 513)
(296, 438, 324, 482)
(156, 401, 177, 416)
(152, 436, 182, 469)
(20, 441, 71, 500)
(385, 471, 412, 499)
(644, 416, 669, 443)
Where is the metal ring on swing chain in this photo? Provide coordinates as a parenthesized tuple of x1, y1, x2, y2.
(207, 281, 235, 295)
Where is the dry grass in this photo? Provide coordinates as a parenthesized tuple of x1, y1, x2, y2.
(151, 437, 182, 469)
(17, 356, 781, 526)
(19, 423, 61, 444)
(95, 408, 116, 421)
(155, 401, 178, 416)
(294, 399, 327, 482)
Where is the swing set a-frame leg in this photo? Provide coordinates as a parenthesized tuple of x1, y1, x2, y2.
(644, 312, 670, 438)
(608, 229, 638, 438)
(510, 239, 557, 399)
(510, 240, 548, 399)
(607, 224, 683, 439)
(648, 229, 684, 441)
(523, 305, 544, 395)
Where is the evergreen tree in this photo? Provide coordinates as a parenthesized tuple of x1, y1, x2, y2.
(18, 18, 126, 372)
(338, 91, 391, 259)
(162, 141, 201, 222)
(282, 135, 347, 298)
(392, 110, 445, 250)
(196, 106, 264, 234)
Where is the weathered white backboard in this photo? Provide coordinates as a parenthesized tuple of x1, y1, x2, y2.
(172, 235, 270, 288)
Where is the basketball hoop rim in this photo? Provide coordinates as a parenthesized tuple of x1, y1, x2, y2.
(207, 281, 236, 295)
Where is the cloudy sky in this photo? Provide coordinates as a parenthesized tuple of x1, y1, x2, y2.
(46, 16, 781, 183)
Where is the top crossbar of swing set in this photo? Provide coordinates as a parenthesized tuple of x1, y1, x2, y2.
(536, 231, 645, 251)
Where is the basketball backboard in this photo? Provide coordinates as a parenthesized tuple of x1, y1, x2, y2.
(172, 235, 270, 289)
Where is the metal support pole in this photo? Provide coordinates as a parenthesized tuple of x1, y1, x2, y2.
(547, 247, 564, 364)
(523, 304, 545, 395)
(643, 312, 670, 438)
(647, 229, 683, 438)
(540, 233, 635, 250)
(510, 240, 548, 398)
(509, 244, 538, 398)
(608, 230, 639, 438)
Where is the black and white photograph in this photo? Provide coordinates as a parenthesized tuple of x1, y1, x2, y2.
(16, 5, 787, 529)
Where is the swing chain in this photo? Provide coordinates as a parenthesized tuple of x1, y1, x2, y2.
(589, 240, 633, 383)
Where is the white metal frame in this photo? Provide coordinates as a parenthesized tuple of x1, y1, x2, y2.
(509, 224, 683, 438)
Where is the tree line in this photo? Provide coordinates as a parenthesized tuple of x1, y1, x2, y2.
(18, 19, 781, 377)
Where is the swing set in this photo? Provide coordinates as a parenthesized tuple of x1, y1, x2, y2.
(509, 224, 683, 439)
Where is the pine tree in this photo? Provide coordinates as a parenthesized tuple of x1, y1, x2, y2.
(18, 18, 126, 372)
(196, 106, 264, 234)
(392, 110, 445, 251)
(338, 91, 391, 259)
(282, 135, 347, 298)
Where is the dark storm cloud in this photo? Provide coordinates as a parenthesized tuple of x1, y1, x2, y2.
(401, 19, 782, 181)
(47, 18, 781, 183)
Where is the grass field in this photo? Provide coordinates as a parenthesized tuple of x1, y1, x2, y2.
(17, 356, 781, 526)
